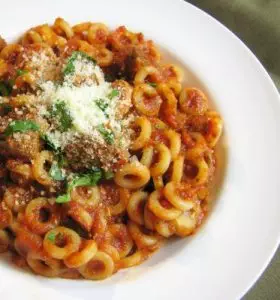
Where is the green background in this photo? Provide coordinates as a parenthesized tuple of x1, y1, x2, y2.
(186, 1, 280, 299)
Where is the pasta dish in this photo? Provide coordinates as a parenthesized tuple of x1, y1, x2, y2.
(0, 19, 223, 280)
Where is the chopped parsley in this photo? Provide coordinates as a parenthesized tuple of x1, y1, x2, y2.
(49, 162, 65, 181)
(4, 120, 39, 136)
(95, 98, 109, 112)
(41, 134, 60, 152)
(56, 169, 102, 203)
(47, 231, 56, 243)
(147, 82, 157, 88)
(63, 51, 96, 77)
(16, 69, 28, 77)
(49, 100, 72, 132)
(97, 125, 114, 144)
(103, 170, 114, 180)
(108, 89, 119, 100)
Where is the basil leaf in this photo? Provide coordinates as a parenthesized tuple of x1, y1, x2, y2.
(147, 82, 157, 88)
(49, 100, 72, 132)
(97, 125, 114, 144)
(16, 69, 28, 77)
(63, 51, 96, 77)
(56, 193, 71, 204)
(5, 120, 39, 136)
(47, 232, 56, 242)
(49, 162, 65, 181)
(56, 169, 102, 203)
(108, 89, 119, 100)
(41, 134, 60, 152)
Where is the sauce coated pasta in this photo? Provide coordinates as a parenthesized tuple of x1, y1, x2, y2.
(0, 18, 223, 280)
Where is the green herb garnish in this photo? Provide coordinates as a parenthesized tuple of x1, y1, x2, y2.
(108, 89, 119, 100)
(4, 120, 39, 136)
(16, 69, 28, 77)
(147, 82, 157, 88)
(49, 162, 66, 181)
(63, 51, 96, 77)
(41, 134, 60, 152)
(95, 99, 109, 112)
(47, 232, 56, 243)
(56, 169, 102, 203)
(49, 100, 72, 132)
(97, 125, 114, 144)
(103, 170, 114, 180)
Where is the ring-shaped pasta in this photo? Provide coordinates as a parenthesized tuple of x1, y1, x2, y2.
(109, 187, 129, 216)
(166, 80, 182, 96)
(15, 73, 35, 89)
(179, 87, 208, 115)
(150, 143, 171, 177)
(88, 23, 109, 45)
(27, 253, 62, 278)
(128, 221, 162, 250)
(6, 160, 33, 186)
(78, 251, 114, 280)
(154, 220, 175, 238)
(0, 59, 8, 77)
(43, 227, 81, 260)
(99, 244, 120, 262)
(162, 64, 184, 83)
(0, 44, 23, 59)
(140, 146, 154, 168)
(114, 161, 150, 189)
(14, 228, 42, 257)
(0, 229, 10, 253)
(163, 182, 195, 211)
(152, 176, 164, 189)
(143, 203, 157, 230)
(130, 116, 152, 151)
(184, 157, 209, 185)
(157, 83, 178, 128)
(72, 22, 92, 34)
(64, 240, 98, 268)
(108, 224, 133, 258)
(132, 83, 162, 117)
(22, 30, 43, 45)
(92, 207, 108, 235)
(53, 17, 74, 39)
(134, 65, 160, 85)
(127, 191, 148, 225)
(204, 111, 223, 148)
(71, 186, 100, 210)
(32, 150, 54, 186)
(171, 155, 184, 183)
(0, 206, 13, 230)
(93, 47, 113, 67)
(116, 250, 146, 270)
(25, 197, 59, 235)
(163, 129, 181, 160)
(66, 201, 93, 232)
(148, 190, 181, 221)
(172, 203, 203, 237)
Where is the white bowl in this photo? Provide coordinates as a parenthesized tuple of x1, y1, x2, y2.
(0, 1, 280, 299)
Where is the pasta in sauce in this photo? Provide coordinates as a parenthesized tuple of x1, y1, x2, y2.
(0, 18, 223, 280)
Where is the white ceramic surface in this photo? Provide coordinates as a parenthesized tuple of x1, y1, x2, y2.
(0, 0, 280, 299)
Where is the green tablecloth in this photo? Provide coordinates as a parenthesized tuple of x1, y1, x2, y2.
(186, 1, 280, 299)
